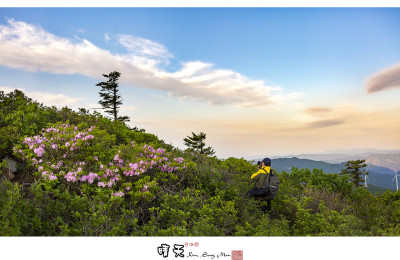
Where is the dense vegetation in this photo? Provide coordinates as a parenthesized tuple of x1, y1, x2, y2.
(1, 89, 400, 236)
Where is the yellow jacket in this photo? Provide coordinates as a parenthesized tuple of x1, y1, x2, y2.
(251, 166, 271, 189)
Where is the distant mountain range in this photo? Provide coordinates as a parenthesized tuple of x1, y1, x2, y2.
(249, 151, 400, 191)
(365, 154, 400, 172)
(267, 149, 400, 165)
(269, 157, 398, 190)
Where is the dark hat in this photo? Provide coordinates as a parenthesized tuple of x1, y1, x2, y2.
(262, 158, 271, 166)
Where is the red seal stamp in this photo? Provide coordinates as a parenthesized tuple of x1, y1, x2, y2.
(231, 250, 243, 260)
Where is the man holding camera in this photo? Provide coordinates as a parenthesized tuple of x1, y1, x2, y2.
(248, 157, 277, 213)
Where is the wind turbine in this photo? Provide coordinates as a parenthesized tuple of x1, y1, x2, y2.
(392, 170, 399, 191)
(364, 167, 369, 188)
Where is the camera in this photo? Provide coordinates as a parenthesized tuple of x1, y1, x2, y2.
(257, 161, 262, 169)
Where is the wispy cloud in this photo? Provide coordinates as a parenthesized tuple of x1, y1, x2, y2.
(303, 106, 345, 128)
(162, 61, 290, 107)
(366, 63, 400, 94)
(118, 34, 172, 61)
(0, 86, 82, 107)
(104, 33, 110, 42)
(301, 104, 400, 132)
(307, 119, 345, 129)
(302, 105, 353, 129)
(304, 107, 331, 115)
(0, 18, 301, 108)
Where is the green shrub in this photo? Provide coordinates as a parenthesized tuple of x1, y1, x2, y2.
(0, 179, 23, 235)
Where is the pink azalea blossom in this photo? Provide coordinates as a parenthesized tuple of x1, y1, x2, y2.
(83, 135, 94, 141)
(81, 172, 99, 184)
(65, 172, 77, 182)
(129, 163, 138, 170)
(112, 191, 124, 197)
(174, 157, 184, 164)
(34, 147, 45, 157)
(48, 173, 57, 180)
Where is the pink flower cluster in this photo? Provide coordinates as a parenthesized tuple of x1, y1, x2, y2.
(41, 171, 57, 180)
(112, 191, 125, 197)
(45, 127, 60, 133)
(34, 147, 45, 157)
(16, 124, 187, 199)
(80, 172, 99, 184)
(174, 157, 184, 164)
(65, 171, 78, 182)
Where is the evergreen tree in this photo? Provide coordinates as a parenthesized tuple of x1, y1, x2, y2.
(184, 132, 215, 156)
(340, 159, 368, 188)
(96, 71, 130, 122)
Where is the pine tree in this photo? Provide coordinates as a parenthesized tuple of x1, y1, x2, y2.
(96, 71, 130, 122)
(340, 159, 368, 188)
(183, 132, 215, 156)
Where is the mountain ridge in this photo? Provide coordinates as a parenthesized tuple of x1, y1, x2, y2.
(246, 148, 400, 164)
(250, 156, 398, 191)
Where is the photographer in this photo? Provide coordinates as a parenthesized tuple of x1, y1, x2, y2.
(247, 157, 278, 213)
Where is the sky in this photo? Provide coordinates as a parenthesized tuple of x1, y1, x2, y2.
(0, 5, 400, 159)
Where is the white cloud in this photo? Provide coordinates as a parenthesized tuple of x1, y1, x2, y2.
(162, 61, 287, 107)
(118, 34, 172, 60)
(0, 18, 301, 108)
(0, 86, 18, 93)
(104, 33, 110, 42)
(28, 91, 82, 107)
(0, 86, 82, 107)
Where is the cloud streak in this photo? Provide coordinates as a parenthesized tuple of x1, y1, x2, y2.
(302, 105, 351, 129)
(366, 63, 400, 94)
(0, 19, 300, 108)
(304, 107, 331, 115)
(307, 119, 345, 129)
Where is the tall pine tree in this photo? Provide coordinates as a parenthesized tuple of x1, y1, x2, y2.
(340, 159, 368, 188)
(96, 71, 130, 122)
(184, 132, 215, 156)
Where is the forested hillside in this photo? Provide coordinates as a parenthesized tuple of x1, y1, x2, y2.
(1, 90, 400, 236)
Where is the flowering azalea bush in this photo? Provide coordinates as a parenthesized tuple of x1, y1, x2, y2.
(14, 123, 186, 200)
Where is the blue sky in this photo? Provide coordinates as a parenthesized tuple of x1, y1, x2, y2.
(1, 7, 400, 158)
